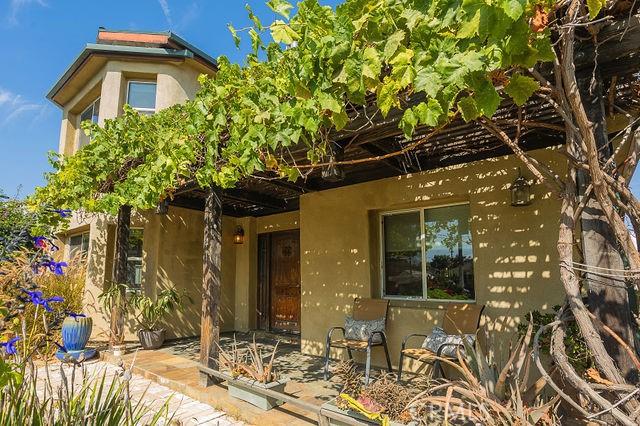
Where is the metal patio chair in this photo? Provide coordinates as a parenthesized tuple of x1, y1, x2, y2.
(397, 303, 485, 381)
(323, 298, 393, 383)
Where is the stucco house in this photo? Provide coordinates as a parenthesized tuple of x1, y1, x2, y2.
(49, 28, 569, 369)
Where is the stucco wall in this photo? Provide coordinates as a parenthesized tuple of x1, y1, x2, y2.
(256, 211, 300, 234)
(149, 208, 237, 339)
(298, 148, 566, 368)
(60, 208, 238, 342)
(58, 59, 208, 156)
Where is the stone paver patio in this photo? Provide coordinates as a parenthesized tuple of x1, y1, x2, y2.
(37, 360, 243, 425)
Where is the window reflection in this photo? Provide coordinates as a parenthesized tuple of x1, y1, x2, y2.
(383, 212, 423, 298)
(381, 204, 474, 301)
(424, 205, 474, 300)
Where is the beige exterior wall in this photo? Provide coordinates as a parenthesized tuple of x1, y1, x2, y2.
(55, 54, 216, 342)
(297, 148, 566, 369)
(57, 145, 566, 357)
(58, 59, 208, 157)
(60, 208, 239, 342)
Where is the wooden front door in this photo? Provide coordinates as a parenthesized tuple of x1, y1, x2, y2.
(269, 230, 301, 333)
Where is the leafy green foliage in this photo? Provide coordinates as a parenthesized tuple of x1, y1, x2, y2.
(0, 363, 172, 425)
(504, 73, 540, 106)
(129, 287, 189, 331)
(33, 0, 553, 215)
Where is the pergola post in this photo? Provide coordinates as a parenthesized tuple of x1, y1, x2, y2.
(577, 73, 638, 383)
(199, 187, 222, 387)
(110, 204, 131, 348)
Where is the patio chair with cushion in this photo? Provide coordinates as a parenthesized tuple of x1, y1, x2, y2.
(397, 303, 485, 382)
(323, 298, 393, 383)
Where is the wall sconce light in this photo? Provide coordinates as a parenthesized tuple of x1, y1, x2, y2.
(511, 168, 532, 207)
(233, 226, 245, 244)
(155, 199, 169, 215)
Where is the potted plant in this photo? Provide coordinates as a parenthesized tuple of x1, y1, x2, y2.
(130, 287, 186, 350)
(217, 335, 288, 410)
(98, 282, 130, 356)
(56, 313, 97, 361)
(322, 360, 415, 425)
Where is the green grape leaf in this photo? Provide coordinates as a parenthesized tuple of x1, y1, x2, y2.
(401, 9, 424, 31)
(458, 96, 480, 121)
(383, 30, 406, 61)
(362, 47, 381, 81)
(267, 0, 293, 19)
(504, 73, 539, 106)
(377, 78, 400, 117)
(400, 108, 418, 139)
(586, 0, 606, 19)
(414, 66, 443, 98)
(457, 9, 480, 39)
(471, 75, 501, 117)
(271, 20, 299, 45)
(501, 0, 525, 20)
(227, 23, 240, 48)
(414, 98, 443, 127)
(331, 110, 349, 131)
(318, 92, 342, 113)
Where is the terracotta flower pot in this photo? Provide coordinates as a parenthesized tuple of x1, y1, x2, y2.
(137, 329, 166, 350)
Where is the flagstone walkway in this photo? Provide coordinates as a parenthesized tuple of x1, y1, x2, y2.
(37, 360, 244, 425)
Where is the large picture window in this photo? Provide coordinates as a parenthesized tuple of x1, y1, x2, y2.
(381, 204, 474, 301)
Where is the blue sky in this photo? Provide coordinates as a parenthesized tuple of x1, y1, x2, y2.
(0, 0, 637, 199)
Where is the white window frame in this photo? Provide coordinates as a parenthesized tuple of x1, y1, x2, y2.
(77, 97, 100, 149)
(379, 201, 475, 303)
(126, 80, 157, 114)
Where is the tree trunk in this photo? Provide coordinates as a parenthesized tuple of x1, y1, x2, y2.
(110, 204, 131, 347)
(577, 74, 638, 383)
(199, 188, 222, 387)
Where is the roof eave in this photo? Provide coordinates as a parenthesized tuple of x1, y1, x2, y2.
(46, 44, 196, 108)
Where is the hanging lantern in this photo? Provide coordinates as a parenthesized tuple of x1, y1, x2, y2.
(233, 226, 245, 244)
(511, 168, 532, 207)
(321, 154, 346, 182)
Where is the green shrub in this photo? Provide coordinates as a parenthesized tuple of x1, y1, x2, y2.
(0, 252, 86, 357)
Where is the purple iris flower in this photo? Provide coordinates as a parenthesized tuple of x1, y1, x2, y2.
(33, 236, 60, 252)
(39, 260, 68, 275)
(53, 209, 72, 218)
(23, 290, 64, 312)
(0, 337, 20, 356)
(66, 312, 86, 319)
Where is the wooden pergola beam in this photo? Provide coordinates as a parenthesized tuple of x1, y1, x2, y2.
(358, 142, 416, 173)
(199, 188, 222, 387)
(223, 188, 287, 210)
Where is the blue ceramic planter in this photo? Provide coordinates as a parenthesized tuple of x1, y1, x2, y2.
(61, 316, 92, 351)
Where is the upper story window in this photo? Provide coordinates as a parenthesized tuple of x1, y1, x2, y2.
(127, 81, 157, 115)
(381, 203, 475, 301)
(78, 98, 100, 148)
